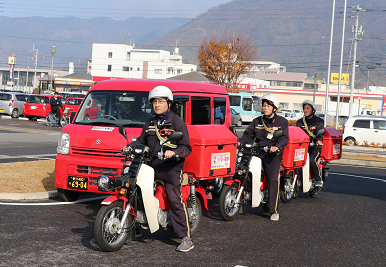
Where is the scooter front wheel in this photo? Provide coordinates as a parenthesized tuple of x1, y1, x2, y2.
(187, 196, 202, 236)
(280, 176, 296, 203)
(219, 183, 241, 221)
(94, 201, 132, 252)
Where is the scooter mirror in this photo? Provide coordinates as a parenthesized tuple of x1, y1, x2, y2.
(273, 130, 283, 139)
(167, 131, 183, 142)
(316, 128, 325, 137)
(118, 125, 128, 141)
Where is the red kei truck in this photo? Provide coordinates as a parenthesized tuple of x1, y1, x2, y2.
(55, 79, 238, 202)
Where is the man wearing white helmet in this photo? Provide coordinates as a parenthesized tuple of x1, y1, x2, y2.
(124, 85, 194, 252)
(239, 94, 289, 221)
(295, 100, 324, 187)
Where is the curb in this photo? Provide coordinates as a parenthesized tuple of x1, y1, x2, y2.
(331, 158, 386, 168)
(0, 190, 58, 200)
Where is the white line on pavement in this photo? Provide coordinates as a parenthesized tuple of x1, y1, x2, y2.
(0, 196, 105, 206)
(330, 172, 386, 183)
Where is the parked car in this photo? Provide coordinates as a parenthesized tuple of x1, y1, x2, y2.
(63, 97, 84, 115)
(23, 94, 65, 120)
(343, 116, 386, 145)
(58, 92, 86, 99)
(231, 108, 243, 127)
(292, 109, 304, 119)
(0, 92, 29, 118)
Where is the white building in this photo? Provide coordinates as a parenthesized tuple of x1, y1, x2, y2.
(91, 43, 197, 81)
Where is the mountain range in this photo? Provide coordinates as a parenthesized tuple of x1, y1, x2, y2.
(1, 0, 385, 88)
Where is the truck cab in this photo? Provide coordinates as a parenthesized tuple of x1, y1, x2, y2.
(55, 79, 237, 201)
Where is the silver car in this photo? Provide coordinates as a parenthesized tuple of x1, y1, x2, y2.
(0, 92, 29, 118)
(231, 108, 243, 127)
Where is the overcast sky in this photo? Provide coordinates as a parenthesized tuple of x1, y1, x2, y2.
(2, 0, 231, 19)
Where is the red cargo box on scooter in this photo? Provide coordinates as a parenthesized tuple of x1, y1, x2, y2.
(320, 127, 342, 161)
(184, 125, 237, 180)
(282, 126, 310, 169)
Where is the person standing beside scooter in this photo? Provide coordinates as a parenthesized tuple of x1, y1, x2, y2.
(295, 100, 324, 187)
(239, 94, 289, 221)
(123, 86, 194, 252)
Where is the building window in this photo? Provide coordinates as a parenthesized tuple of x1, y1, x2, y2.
(154, 69, 162, 74)
(137, 68, 140, 71)
(130, 67, 133, 71)
(168, 68, 173, 74)
(123, 66, 130, 72)
(108, 52, 113, 58)
(107, 65, 112, 72)
(126, 52, 131, 61)
(177, 69, 182, 75)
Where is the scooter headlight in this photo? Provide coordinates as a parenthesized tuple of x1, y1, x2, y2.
(98, 175, 110, 189)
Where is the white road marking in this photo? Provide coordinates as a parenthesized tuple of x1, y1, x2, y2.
(330, 172, 386, 183)
(0, 196, 105, 206)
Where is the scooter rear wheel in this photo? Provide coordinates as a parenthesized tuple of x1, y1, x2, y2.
(219, 183, 241, 221)
(187, 196, 202, 236)
(94, 201, 132, 252)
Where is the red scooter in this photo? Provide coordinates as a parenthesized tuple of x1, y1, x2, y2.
(93, 125, 208, 252)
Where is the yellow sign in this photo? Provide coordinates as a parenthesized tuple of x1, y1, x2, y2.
(8, 56, 16, 65)
(331, 73, 349, 85)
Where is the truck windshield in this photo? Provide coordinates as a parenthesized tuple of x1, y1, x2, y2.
(74, 91, 152, 127)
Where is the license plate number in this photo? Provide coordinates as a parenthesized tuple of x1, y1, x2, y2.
(31, 106, 37, 109)
(68, 176, 88, 190)
(0, 109, 4, 113)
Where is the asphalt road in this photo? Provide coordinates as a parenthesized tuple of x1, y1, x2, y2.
(0, 164, 385, 266)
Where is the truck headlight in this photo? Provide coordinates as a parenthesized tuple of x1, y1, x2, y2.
(57, 132, 70, 155)
(98, 175, 110, 189)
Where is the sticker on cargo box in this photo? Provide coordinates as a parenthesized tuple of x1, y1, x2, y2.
(333, 144, 341, 154)
(211, 152, 231, 169)
(294, 148, 305, 161)
(91, 126, 114, 131)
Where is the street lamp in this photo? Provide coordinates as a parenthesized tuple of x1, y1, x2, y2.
(358, 97, 361, 115)
(50, 46, 57, 92)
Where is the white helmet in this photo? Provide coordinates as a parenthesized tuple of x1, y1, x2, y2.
(302, 100, 317, 112)
(261, 94, 279, 110)
(148, 86, 173, 102)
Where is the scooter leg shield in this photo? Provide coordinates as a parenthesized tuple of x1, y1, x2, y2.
(250, 156, 263, 208)
(302, 153, 311, 193)
(136, 164, 160, 233)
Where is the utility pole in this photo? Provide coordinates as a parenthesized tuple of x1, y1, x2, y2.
(32, 44, 38, 93)
(348, 5, 362, 118)
(313, 73, 317, 103)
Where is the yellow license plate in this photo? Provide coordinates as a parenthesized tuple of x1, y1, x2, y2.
(0, 109, 4, 113)
(68, 176, 88, 190)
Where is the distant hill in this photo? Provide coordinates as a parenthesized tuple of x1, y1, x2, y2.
(141, 0, 386, 88)
(0, 16, 190, 71)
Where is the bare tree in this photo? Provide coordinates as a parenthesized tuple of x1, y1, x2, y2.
(198, 33, 257, 93)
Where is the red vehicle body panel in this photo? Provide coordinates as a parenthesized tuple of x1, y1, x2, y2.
(23, 94, 65, 118)
(282, 126, 310, 169)
(63, 97, 84, 115)
(55, 79, 237, 196)
(320, 127, 342, 161)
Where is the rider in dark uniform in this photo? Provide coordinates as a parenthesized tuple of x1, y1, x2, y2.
(124, 86, 194, 252)
(50, 92, 63, 124)
(239, 94, 289, 221)
(295, 100, 324, 187)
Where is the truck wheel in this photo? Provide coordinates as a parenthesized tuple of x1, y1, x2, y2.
(236, 120, 242, 127)
(58, 188, 81, 202)
(11, 109, 19, 118)
(344, 137, 356, 146)
(219, 183, 241, 221)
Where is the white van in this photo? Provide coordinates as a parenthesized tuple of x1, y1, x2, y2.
(343, 116, 386, 145)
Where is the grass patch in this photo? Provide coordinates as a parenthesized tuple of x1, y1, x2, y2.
(0, 160, 56, 193)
